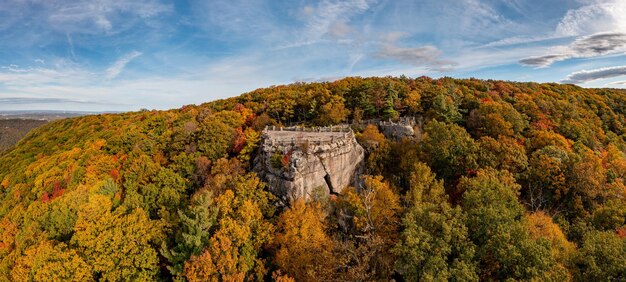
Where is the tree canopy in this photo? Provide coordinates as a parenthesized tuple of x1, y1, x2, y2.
(1, 76, 626, 280)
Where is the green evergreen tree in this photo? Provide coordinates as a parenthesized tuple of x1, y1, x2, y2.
(382, 84, 399, 120)
(161, 189, 218, 277)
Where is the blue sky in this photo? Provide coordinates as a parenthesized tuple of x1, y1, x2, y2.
(1, 0, 626, 111)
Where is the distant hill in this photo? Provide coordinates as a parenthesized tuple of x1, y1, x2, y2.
(0, 119, 48, 152)
(0, 110, 105, 121)
(0, 111, 104, 153)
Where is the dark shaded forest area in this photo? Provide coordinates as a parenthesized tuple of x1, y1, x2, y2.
(1, 76, 626, 281)
(0, 119, 47, 153)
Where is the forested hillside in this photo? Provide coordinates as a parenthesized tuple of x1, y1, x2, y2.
(0, 119, 47, 153)
(1, 76, 626, 281)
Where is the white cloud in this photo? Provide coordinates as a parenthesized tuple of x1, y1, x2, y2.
(561, 65, 626, 84)
(376, 43, 456, 71)
(8, 0, 626, 113)
(382, 32, 407, 43)
(519, 32, 626, 67)
(190, 0, 279, 42)
(480, 34, 564, 48)
(556, 0, 626, 36)
(373, 30, 456, 72)
(328, 21, 352, 38)
(0, 97, 115, 106)
(39, 0, 171, 34)
(105, 51, 142, 79)
(302, 5, 315, 17)
(0, 54, 283, 111)
(519, 54, 570, 68)
(284, 0, 374, 47)
(479, 1, 626, 69)
(0, 62, 93, 87)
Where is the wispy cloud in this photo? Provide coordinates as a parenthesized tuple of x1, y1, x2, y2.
(373, 32, 456, 71)
(0, 54, 280, 111)
(66, 33, 76, 59)
(561, 65, 626, 84)
(556, 0, 626, 36)
(328, 21, 353, 39)
(45, 0, 172, 34)
(0, 97, 115, 105)
(376, 44, 456, 71)
(519, 54, 570, 68)
(520, 32, 626, 67)
(281, 0, 375, 48)
(480, 34, 565, 48)
(105, 51, 142, 79)
(0, 62, 93, 87)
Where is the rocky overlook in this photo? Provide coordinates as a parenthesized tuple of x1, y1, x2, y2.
(355, 116, 422, 141)
(254, 125, 364, 203)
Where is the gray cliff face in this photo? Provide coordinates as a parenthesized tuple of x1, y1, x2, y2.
(254, 126, 364, 203)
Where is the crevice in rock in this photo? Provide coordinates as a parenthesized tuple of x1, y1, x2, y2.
(318, 155, 338, 195)
(324, 173, 337, 195)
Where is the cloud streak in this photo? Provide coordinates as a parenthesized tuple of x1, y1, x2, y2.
(519, 32, 626, 67)
(45, 0, 172, 35)
(280, 0, 374, 48)
(561, 65, 626, 84)
(375, 32, 456, 71)
(105, 51, 142, 79)
(0, 97, 115, 105)
(376, 44, 456, 71)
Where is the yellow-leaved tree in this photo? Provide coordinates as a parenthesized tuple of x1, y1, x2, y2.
(273, 199, 336, 282)
(71, 194, 163, 281)
(11, 240, 92, 282)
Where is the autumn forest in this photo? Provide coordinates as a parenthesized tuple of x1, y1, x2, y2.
(1, 76, 626, 281)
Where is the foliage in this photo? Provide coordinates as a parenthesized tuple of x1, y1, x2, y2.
(356, 124, 390, 174)
(273, 199, 335, 281)
(316, 96, 350, 125)
(11, 240, 92, 282)
(420, 120, 479, 200)
(333, 175, 402, 280)
(1, 77, 626, 280)
(523, 211, 575, 265)
(162, 188, 218, 277)
(461, 169, 567, 281)
(395, 163, 478, 281)
(184, 173, 274, 281)
(0, 119, 47, 153)
(72, 194, 163, 281)
(573, 230, 626, 281)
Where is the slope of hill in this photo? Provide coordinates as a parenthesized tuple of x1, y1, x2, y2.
(0, 111, 102, 154)
(0, 119, 48, 153)
(0, 77, 625, 281)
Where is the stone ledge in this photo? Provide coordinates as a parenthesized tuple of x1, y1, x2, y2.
(254, 124, 364, 204)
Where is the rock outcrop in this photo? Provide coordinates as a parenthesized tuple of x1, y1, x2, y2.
(378, 117, 419, 140)
(254, 125, 364, 203)
(355, 116, 422, 141)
